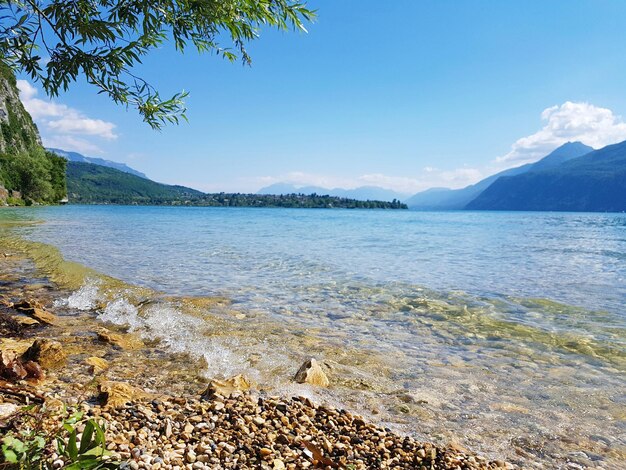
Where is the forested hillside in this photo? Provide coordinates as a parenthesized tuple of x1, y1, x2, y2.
(67, 161, 202, 204)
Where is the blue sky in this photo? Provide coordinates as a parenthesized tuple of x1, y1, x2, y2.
(16, 0, 626, 194)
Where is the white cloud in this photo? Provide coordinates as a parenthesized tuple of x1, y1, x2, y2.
(249, 167, 483, 195)
(16, 80, 117, 154)
(46, 117, 116, 139)
(358, 174, 427, 193)
(497, 101, 626, 166)
(439, 167, 483, 185)
(270, 171, 353, 189)
(43, 135, 105, 156)
(16, 80, 37, 100)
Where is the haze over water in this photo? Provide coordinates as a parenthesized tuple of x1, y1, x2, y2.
(6, 206, 626, 468)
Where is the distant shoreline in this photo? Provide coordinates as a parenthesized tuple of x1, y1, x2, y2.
(65, 161, 408, 209)
(62, 201, 408, 209)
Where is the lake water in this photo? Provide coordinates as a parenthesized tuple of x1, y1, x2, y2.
(4, 206, 626, 468)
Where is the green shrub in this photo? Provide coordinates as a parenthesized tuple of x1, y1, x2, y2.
(5, 197, 25, 206)
(1, 406, 119, 470)
(0, 148, 67, 204)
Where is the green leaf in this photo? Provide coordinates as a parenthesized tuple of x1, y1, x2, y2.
(76, 457, 103, 468)
(2, 449, 18, 463)
(79, 420, 95, 454)
(0, 0, 314, 127)
(63, 462, 86, 470)
(33, 436, 46, 450)
(93, 420, 106, 446)
(3, 436, 26, 453)
(67, 430, 78, 461)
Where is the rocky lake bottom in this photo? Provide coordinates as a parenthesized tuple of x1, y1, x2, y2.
(0, 250, 515, 470)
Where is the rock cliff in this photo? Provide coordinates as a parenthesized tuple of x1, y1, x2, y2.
(0, 63, 41, 154)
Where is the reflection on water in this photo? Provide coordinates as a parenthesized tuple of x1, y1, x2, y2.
(2, 206, 626, 468)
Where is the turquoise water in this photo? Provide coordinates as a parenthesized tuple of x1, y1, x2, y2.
(4, 206, 626, 468)
(10, 206, 626, 310)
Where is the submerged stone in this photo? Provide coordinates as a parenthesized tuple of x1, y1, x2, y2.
(12, 299, 58, 325)
(13, 299, 45, 311)
(86, 356, 109, 374)
(201, 374, 251, 399)
(96, 327, 143, 350)
(294, 358, 330, 387)
(98, 381, 149, 408)
(29, 308, 58, 325)
(0, 338, 33, 355)
(11, 315, 40, 327)
(21, 339, 67, 369)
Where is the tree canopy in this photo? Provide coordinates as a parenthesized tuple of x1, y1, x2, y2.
(0, 148, 67, 203)
(0, 0, 314, 128)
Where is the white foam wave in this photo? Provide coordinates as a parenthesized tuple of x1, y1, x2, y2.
(99, 298, 248, 378)
(100, 298, 141, 329)
(55, 279, 101, 310)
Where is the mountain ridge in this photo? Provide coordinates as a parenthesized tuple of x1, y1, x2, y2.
(466, 141, 626, 212)
(47, 148, 147, 179)
(406, 142, 594, 210)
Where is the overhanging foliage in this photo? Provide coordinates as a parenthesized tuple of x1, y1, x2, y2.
(1, 0, 314, 128)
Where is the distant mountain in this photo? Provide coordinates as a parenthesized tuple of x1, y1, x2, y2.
(67, 161, 202, 204)
(258, 183, 305, 195)
(528, 141, 594, 171)
(406, 166, 532, 210)
(337, 186, 408, 202)
(47, 148, 148, 179)
(258, 183, 407, 202)
(406, 142, 593, 210)
(466, 140, 626, 212)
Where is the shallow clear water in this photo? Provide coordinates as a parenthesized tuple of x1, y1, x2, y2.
(3, 206, 626, 468)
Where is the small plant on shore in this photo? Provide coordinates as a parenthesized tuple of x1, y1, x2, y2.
(1, 429, 46, 469)
(56, 412, 118, 470)
(1, 406, 119, 470)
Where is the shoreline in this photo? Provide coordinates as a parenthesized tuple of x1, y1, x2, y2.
(0, 244, 511, 469)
